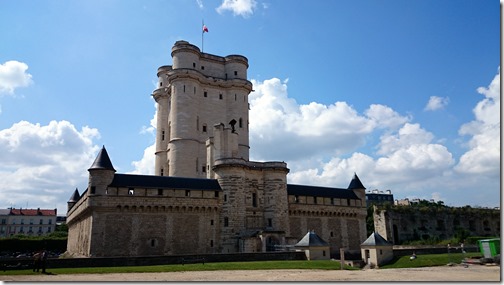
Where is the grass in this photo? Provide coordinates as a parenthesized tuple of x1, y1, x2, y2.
(0, 260, 357, 275)
(380, 252, 469, 269)
(0, 253, 474, 276)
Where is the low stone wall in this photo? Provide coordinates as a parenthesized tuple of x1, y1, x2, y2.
(1, 252, 306, 270)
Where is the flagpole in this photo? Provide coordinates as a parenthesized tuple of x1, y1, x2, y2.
(202, 19, 204, 53)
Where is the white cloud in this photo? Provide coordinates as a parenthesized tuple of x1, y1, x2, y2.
(455, 68, 500, 175)
(0, 120, 100, 213)
(130, 143, 155, 175)
(0, 61, 33, 95)
(216, 0, 257, 17)
(424, 96, 449, 111)
(196, 0, 204, 9)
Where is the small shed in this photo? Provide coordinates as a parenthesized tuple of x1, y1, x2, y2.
(361, 232, 394, 268)
(295, 230, 330, 260)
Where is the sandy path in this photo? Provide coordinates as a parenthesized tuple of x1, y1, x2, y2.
(3, 264, 500, 282)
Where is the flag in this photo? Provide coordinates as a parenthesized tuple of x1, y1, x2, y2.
(203, 25, 208, 33)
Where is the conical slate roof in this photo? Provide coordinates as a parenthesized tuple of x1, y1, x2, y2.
(88, 146, 116, 171)
(68, 188, 80, 203)
(361, 232, 393, 246)
(295, 231, 329, 247)
(348, 173, 365, 190)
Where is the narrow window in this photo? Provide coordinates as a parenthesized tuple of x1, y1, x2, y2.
(183, 85, 185, 92)
(151, 239, 156, 247)
(225, 73, 228, 79)
(202, 125, 207, 132)
(323, 250, 326, 257)
(194, 86, 196, 94)
(330, 231, 334, 237)
(158, 189, 163, 196)
(160, 82, 163, 87)
(193, 62, 196, 68)
(239, 118, 243, 128)
(331, 198, 334, 205)
(224, 194, 227, 202)
(202, 166, 206, 173)
(201, 66, 205, 70)
(39, 219, 43, 225)
(219, 94, 223, 100)
(234, 71, 237, 76)
(347, 199, 351, 206)
(313, 196, 317, 204)
(185, 190, 190, 197)
(252, 193, 257, 207)
(160, 168, 164, 176)
(90, 186, 96, 194)
(214, 191, 219, 198)
(128, 188, 134, 195)
(224, 217, 229, 227)
(161, 130, 165, 141)
(235, 94, 237, 101)
(197, 116, 199, 130)
(210, 219, 214, 225)
(295, 195, 299, 203)
(268, 218, 272, 227)
(204, 91, 207, 97)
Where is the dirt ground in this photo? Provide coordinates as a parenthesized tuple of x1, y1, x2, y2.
(3, 264, 500, 282)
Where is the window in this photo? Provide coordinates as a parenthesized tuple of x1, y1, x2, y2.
(201, 66, 205, 70)
(252, 193, 257, 207)
(330, 231, 334, 237)
(193, 62, 196, 68)
(239, 118, 243, 128)
(47, 227, 51, 233)
(128, 188, 134, 195)
(235, 94, 237, 101)
(202, 125, 207, 132)
(160, 168, 164, 176)
(21, 219, 24, 225)
(323, 250, 326, 257)
(224, 194, 227, 202)
(313, 197, 317, 204)
(268, 218, 272, 227)
(91, 186, 96, 194)
(30, 219, 33, 225)
(185, 190, 190, 197)
(219, 94, 223, 100)
(202, 166, 206, 173)
(234, 71, 237, 76)
(161, 130, 165, 141)
(224, 217, 229, 227)
(204, 91, 207, 97)
(158, 189, 163, 196)
(347, 199, 351, 206)
(0, 219, 5, 225)
(331, 198, 334, 205)
(183, 85, 185, 92)
(150, 239, 157, 247)
(214, 191, 219, 198)
(210, 219, 214, 225)
(48, 220, 52, 225)
(210, 240, 214, 247)
(160, 82, 163, 87)
(294, 195, 299, 203)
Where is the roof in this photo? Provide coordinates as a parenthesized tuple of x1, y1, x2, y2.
(68, 188, 80, 203)
(295, 231, 329, 247)
(109, 174, 222, 191)
(361, 232, 393, 246)
(348, 173, 366, 190)
(0, 209, 10, 216)
(88, 146, 116, 171)
(7, 208, 57, 216)
(287, 184, 359, 199)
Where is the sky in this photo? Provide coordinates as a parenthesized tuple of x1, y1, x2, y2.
(0, 0, 501, 215)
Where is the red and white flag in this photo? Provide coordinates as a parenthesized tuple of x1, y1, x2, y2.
(203, 25, 208, 33)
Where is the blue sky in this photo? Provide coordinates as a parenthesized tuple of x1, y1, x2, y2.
(0, 0, 500, 215)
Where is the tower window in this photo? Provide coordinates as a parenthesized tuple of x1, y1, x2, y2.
(210, 240, 214, 247)
(235, 94, 237, 101)
(128, 188, 134, 195)
(313, 196, 317, 204)
(158, 189, 163, 196)
(185, 190, 190, 197)
(210, 219, 214, 225)
(219, 94, 223, 100)
(90, 186, 96, 194)
(239, 118, 243, 128)
(295, 195, 299, 203)
(252, 193, 257, 207)
(160, 168, 164, 176)
(234, 71, 237, 76)
(201, 66, 205, 70)
(214, 191, 219, 198)
(161, 130, 165, 141)
(331, 198, 334, 205)
(183, 85, 185, 92)
(193, 62, 196, 68)
(202, 166, 206, 173)
(160, 82, 162, 87)
(224, 194, 227, 202)
(202, 125, 207, 132)
(204, 91, 207, 97)
(268, 218, 272, 227)
(224, 217, 229, 227)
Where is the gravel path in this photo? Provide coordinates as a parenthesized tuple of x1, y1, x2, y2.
(3, 264, 500, 282)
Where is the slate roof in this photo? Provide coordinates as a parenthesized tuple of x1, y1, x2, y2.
(287, 184, 359, 199)
(88, 146, 116, 171)
(295, 231, 329, 247)
(109, 173, 222, 191)
(348, 173, 366, 190)
(68, 188, 80, 203)
(361, 232, 393, 246)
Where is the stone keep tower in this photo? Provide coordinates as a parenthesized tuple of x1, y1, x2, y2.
(153, 41, 253, 178)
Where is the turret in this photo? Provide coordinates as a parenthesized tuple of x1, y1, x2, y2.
(87, 146, 116, 196)
(67, 188, 80, 212)
(348, 172, 366, 206)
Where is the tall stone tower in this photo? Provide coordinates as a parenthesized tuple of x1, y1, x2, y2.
(153, 41, 253, 178)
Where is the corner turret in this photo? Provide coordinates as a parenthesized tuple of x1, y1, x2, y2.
(348, 173, 366, 207)
(67, 188, 80, 212)
(87, 146, 116, 196)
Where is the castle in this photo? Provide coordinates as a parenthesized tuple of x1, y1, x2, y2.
(66, 40, 367, 257)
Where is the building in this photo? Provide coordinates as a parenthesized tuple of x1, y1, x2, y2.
(66, 40, 368, 258)
(360, 232, 394, 268)
(294, 231, 331, 260)
(365, 189, 394, 207)
(0, 208, 57, 238)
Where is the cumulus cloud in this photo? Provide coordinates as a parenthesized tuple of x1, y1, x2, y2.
(455, 68, 500, 175)
(424, 96, 449, 111)
(216, 0, 257, 17)
(0, 61, 33, 95)
(0, 120, 100, 212)
(130, 143, 155, 175)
